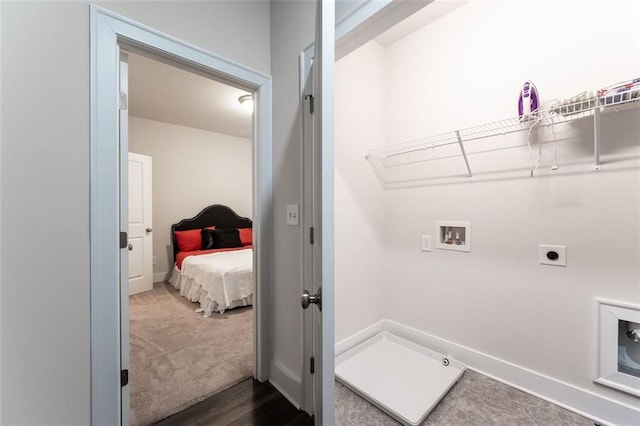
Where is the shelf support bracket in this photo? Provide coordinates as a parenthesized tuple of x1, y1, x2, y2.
(593, 107, 601, 171)
(455, 130, 473, 179)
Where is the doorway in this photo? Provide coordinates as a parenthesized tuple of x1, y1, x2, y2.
(90, 6, 272, 425)
(123, 50, 256, 424)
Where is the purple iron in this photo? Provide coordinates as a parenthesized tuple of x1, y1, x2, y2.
(518, 81, 539, 121)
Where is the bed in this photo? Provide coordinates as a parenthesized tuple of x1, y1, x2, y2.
(168, 204, 253, 316)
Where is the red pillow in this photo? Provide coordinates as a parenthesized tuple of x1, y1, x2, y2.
(174, 229, 202, 252)
(238, 228, 253, 246)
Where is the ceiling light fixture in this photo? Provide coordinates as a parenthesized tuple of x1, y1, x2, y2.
(238, 94, 254, 111)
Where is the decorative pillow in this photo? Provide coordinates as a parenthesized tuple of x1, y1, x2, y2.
(202, 228, 242, 250)
(197, 226, 215, 249)
(174, 229, 202, 252)
(238, 228, 253, 246)
(201, 228, 214, 250)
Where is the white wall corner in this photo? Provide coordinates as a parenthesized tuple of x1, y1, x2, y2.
(336, 320, 640, 426)
(269, 359, 303, 409)
(153, 272, 169, 284)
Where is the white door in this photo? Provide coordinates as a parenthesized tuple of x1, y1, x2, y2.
(119, 50, 131, 426)
(127, 152, 153, 295)
(301, 2, 335, 424)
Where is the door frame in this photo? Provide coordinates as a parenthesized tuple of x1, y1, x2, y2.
(299, 44, 314, 414)
(90, 6, 272, 425)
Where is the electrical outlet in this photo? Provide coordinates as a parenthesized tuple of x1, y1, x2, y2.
(539, 244, 567, 267)
(421, 235, 432, 252)
(286, 204, 299, 226)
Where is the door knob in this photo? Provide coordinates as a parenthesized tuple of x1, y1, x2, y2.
(128, 244, 133, 251)
(146, 227, 153, 233)
(301, 288, 321, 311)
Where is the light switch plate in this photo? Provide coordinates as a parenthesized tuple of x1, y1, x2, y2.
(286, 204, 299, 226)
(421, 235, 432, 252)
(539, 244, 567, 267)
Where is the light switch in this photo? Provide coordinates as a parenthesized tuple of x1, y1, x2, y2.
(421, 235, 432, 252)
(286, 204, 299, 226)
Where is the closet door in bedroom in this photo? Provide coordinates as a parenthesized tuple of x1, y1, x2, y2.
(127, 152, 153, 295)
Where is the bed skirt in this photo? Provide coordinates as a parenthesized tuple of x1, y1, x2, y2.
(169, 266, 252, 316)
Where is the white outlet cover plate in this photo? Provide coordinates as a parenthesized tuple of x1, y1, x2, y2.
(286, 204, 299, 226)
(421, 235, 432, 252)
(539, 244, 567, 267)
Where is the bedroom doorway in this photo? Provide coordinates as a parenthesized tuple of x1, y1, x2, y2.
(90, 7, 273, 425)
(122, 48, 257, 425)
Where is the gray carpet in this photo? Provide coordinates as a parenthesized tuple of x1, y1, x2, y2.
(129, 282, 253, 426)
(336, 370, 594, 425)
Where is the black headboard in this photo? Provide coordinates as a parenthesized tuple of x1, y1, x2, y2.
(171, 204, 252, 262)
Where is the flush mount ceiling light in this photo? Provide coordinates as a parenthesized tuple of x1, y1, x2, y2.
(238, 94, 254, 111)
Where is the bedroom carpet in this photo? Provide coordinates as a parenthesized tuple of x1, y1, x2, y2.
(129, 282, 253, 426)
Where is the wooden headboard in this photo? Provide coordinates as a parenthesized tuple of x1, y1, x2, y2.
(171, 204, 252, 262)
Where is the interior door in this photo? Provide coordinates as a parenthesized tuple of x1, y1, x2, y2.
(127, 152, 153, 295)
(301, 1, 335, 424)
(118, 50, 130, 426)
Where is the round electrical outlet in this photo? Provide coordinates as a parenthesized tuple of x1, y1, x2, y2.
(546, 251, 559, 261)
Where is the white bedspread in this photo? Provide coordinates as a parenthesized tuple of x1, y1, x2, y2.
(170, 249, 253, 315)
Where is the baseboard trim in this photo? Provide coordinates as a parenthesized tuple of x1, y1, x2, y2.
(269, 360, 302, 410)
(153, 271, 169, 283)
(336, 319, 640, 426)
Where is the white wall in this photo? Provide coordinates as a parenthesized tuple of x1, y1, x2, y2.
(336, 0, 640, 416)
(335, 42, 388, 342)
(0, 2, 269, 424)
(129, 117, 252, 280)
(269, 0, 316, 401)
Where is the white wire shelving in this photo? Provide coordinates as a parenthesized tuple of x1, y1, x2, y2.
(366, 87, 640, 187)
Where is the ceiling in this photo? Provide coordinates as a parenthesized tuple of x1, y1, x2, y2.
(128, 53, 253, 139)
(375, 0, 468, 47)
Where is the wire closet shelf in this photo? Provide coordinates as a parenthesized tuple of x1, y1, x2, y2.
(366, 87, 640, 186)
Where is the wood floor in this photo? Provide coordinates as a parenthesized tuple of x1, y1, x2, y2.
(154, 378, 313, 426)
